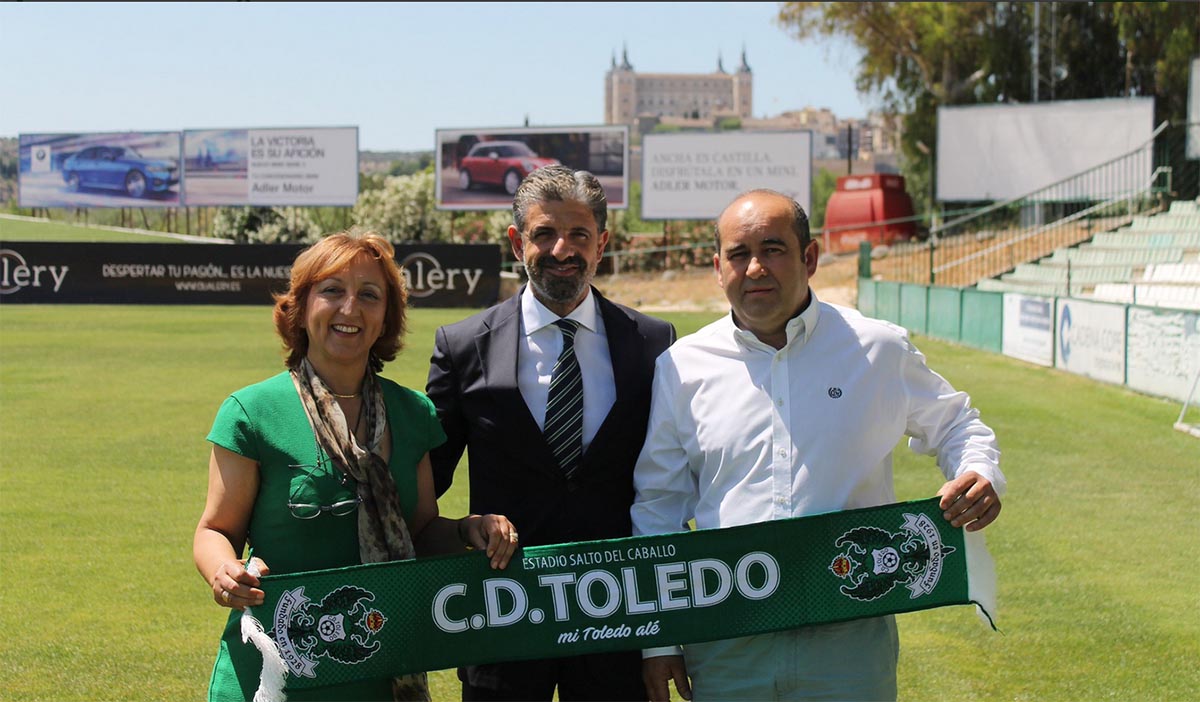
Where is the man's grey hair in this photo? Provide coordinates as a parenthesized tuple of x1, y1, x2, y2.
(512, 165, 608, 234)
(713, 189, 811, 252)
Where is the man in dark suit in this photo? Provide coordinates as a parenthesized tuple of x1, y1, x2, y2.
(426, 165, 675, 701)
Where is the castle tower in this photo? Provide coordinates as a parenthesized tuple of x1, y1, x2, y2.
(734, 46, 753, 118)
(604, 46, 753, 124)
(604, 43, 637, 124)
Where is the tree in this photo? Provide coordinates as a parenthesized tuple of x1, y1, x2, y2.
(388, 153, 433, 177)
(618, 180, 658, 235)
(777, 2, 1198, 206)
(352, 170, 448, 242)
(809, 168, 839, 232)
(777, 3, 1008, 211)
(0, 137, 17, 208)
(1111, 1, 1200, 123)
(352, 169, 508, 244)
(212, 206, 323, 244)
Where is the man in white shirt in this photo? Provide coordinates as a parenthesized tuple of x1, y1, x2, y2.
(427, 165, 675, 700)
(631, 189, 1004, 701)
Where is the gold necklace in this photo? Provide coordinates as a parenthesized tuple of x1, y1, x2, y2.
(330, 390, 360, 399)
(352, 399, 365, 438)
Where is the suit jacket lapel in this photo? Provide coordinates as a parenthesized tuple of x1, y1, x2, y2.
(586, 293, 642, 460)
(599, 294, 640, 405)
(477, 291, 562, 478)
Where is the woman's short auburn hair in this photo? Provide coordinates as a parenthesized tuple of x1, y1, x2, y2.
(273, 231, 408, 371)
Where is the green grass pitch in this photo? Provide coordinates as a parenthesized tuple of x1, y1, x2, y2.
(0, 304, 1196, 700)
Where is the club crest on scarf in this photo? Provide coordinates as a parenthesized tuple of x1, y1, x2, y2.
(268, 585, 387, 678)
(828, 512, 955, 602)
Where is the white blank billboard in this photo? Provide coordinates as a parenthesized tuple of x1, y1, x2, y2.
(937, 98, 1154, 201)
(641, 131, 812, 220)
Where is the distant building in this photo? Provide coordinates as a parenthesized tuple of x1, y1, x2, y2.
(605, 46, 752, 126)
(605, 49, 901, 176)
(862, 111, 902, 157)
(737, 108, 841, 159)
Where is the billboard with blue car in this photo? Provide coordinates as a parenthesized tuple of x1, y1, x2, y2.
(19, 131, 182, 208)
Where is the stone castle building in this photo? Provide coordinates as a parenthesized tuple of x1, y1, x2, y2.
(604, 46, 752, 125)
(603, 47, 899, 174)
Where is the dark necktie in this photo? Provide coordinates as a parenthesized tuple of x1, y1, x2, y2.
(544, 319, 584, 477)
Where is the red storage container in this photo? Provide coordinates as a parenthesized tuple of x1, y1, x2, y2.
(822, 173, 917, 254)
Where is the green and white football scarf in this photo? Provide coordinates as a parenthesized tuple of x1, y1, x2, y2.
(225, 497, 997, 698)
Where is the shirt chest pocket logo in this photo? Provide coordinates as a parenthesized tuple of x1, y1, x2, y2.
(828, 387, 843, 399)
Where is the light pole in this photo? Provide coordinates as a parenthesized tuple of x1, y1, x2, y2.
(846, 122, 853, 175)
(915, 139, 938, 285)
(915, 140, 936, 226)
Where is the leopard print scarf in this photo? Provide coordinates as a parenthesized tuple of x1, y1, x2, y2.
(290, 358, 429, 701)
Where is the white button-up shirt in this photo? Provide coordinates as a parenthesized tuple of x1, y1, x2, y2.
(631, 297, 1004, 537)
(518, 287, 615, 450)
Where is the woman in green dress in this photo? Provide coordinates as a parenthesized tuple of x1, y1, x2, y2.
(193, 231, 519, 701)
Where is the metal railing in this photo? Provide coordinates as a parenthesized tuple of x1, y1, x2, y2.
(871, 121, 1198, 287)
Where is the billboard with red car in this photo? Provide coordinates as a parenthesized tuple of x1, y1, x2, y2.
(435, 126, 628, 211)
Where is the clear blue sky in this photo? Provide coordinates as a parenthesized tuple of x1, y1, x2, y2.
(0, 2, 872, 152)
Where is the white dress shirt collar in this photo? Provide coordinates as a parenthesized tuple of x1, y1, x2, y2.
(516, 285, 615, 447)
(730, 289, 822, 352)
(521, 286, 600, 336)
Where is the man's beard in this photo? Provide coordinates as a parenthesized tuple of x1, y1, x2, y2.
(527, 253, 592, 307)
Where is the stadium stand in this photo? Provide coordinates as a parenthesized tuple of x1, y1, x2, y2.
(975, 199, 1200, 310)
